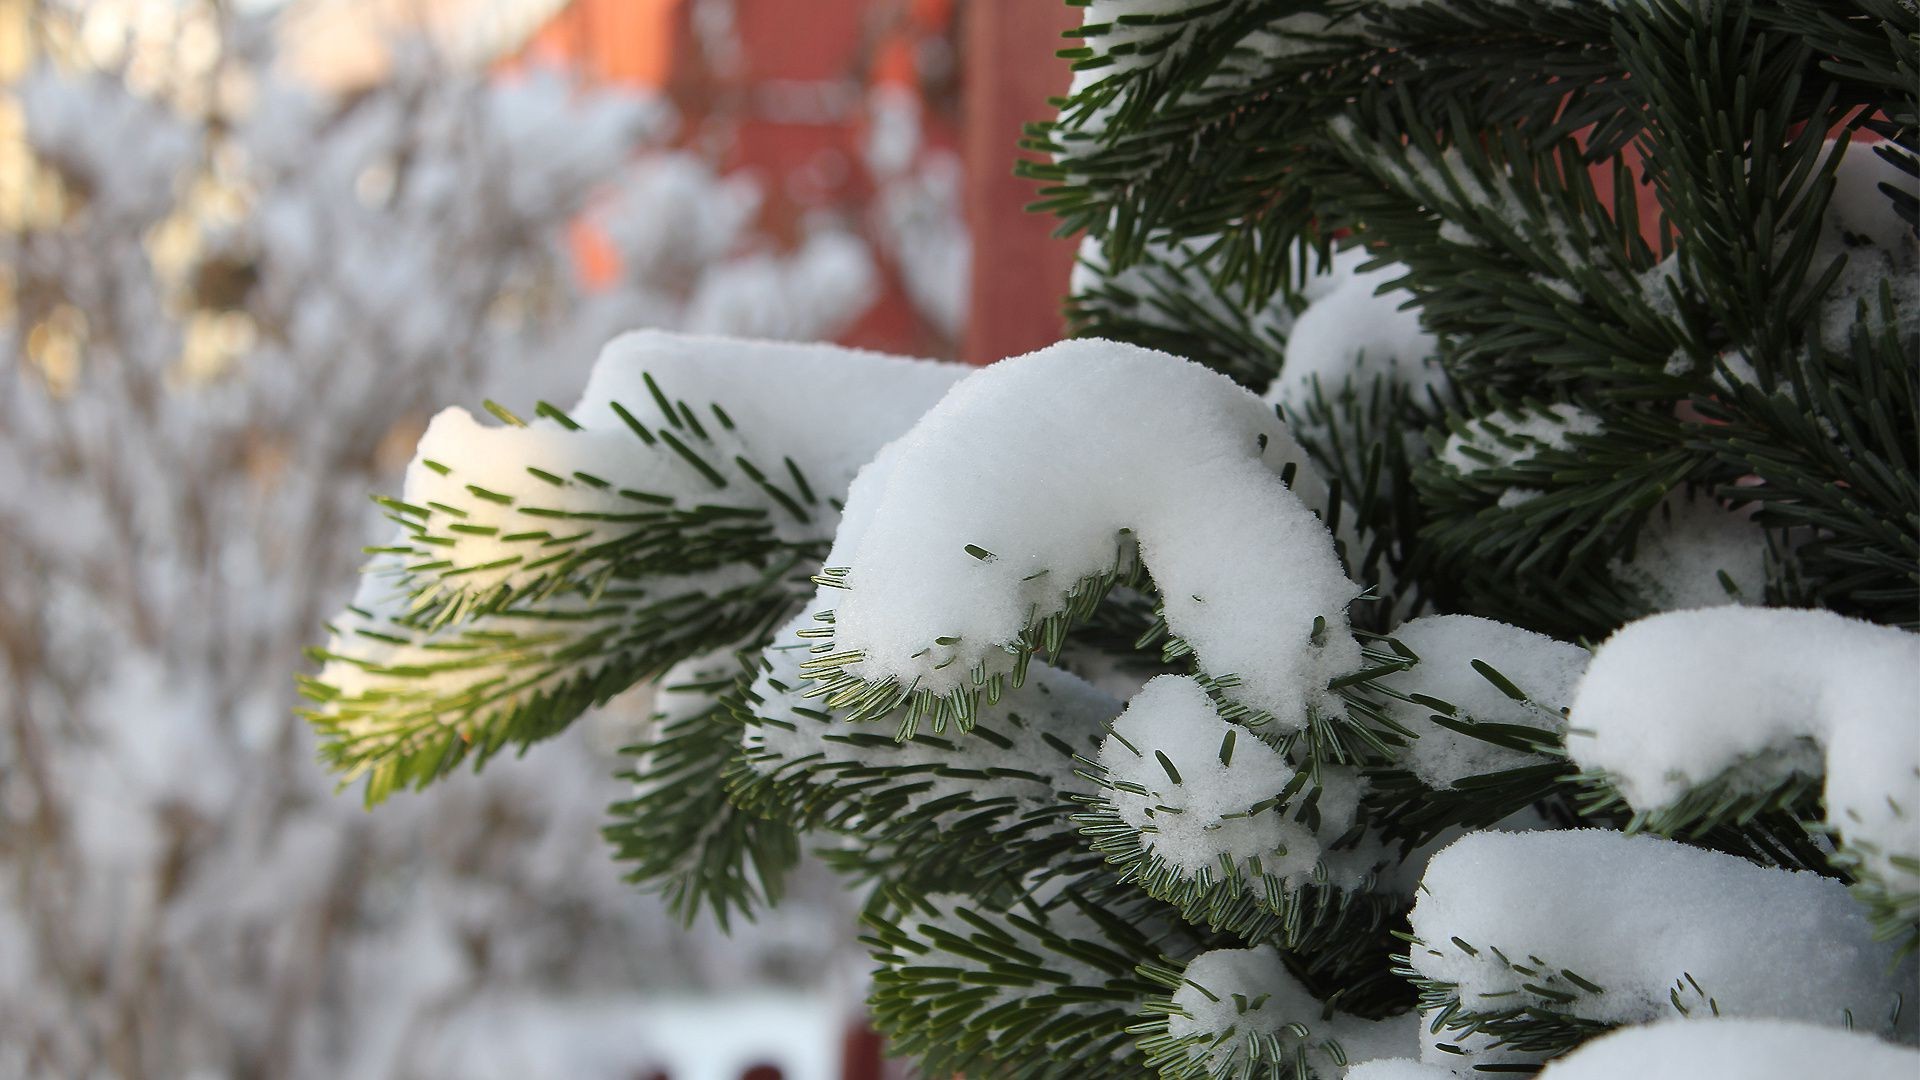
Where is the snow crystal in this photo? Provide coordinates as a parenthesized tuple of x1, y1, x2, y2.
(1267, 253, 1446, 413)
(1375, 616, 1588, 789)
(1534, 1017, 1920, 1079)
(825, 339, 1363, 730)
(1408, 829, 1916, 1061)
(1609, 492, 1768, 610)
(1565, 607, 1920, 892)
(1100, 676, 1332, 880)
(1164, 946, 1418, 1074)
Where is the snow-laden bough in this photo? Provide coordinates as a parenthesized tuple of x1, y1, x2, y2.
(305, 332, 966, 800)
(803, 338, 1363, 735)
(1406, 829, 1916, 1067)
(1565, 607, 1920, 946)
(1136, 945, 1419, 1079)
(1531, 1017, 1920, 1079)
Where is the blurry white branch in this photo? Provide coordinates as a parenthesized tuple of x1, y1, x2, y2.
(0, 7, 873, 1077)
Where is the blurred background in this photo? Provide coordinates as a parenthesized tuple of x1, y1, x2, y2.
(0, 1, 1077, 1077)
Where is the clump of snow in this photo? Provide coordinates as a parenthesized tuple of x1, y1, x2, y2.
(825, 339, 1362, 730)
(1565, 607, 1920, 894)
(1437, 403, 1604, 475)
(1375, 615, 1588, 789)
(1099, 676, 1340, 881)
(1160, 946, 1418, 1075)
(1536, 1018, 1920, 1080)
(1267, 253, 1446, 413)
(1408, 829, 1916, 1064)
(1609, 492, 1769, 610)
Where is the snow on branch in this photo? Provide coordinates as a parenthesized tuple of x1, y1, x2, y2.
(1405, 830, 1916, 1068)
(1372, 615, 1588, 792)
(1351, 1019, 1920, 1079)
(732, 613, 1118, 888)
(804, 339, 1363, 737)
(1528, 1017, 1920, 1079)
(304, 332, 966, 802)
(1075, 672, 1403, 947)
(1566, 606, 1920, 947)
(1137, 945, 1417, 1079)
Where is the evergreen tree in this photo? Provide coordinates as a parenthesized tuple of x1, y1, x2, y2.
(303, 1, 1919, 1075)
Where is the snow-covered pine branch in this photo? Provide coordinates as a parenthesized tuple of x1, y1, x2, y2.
(304, 332, 965, 802)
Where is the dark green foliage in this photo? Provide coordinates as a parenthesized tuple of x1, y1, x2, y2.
(863, 869, 1209, 1078)
(301, 550, 813, 804)
(605, 666, 802, 927)
(1036, 0, 1916, 642)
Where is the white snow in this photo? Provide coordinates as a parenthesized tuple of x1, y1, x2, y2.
(1072, 234, 1305, 383)
(19, 66, 198, 227)
(824, 339, 1363, 730)
(1408, 829, 1917, 1062)
(1100, 676, 1329, 880)
(682, 228, 879, 341)
(416, 992, 848, 1080)
(1268, 255, 1446, 412)
(1565, 607, 1920, 893)
(1346, 1061, 1459, 1080)
(1608, 492, 1769, 610)
(315, 333, 970, 765)
(1534, 1017, 1920, 1079)
(378, 331, 966, 597)
(1164, 946, 1419, 1075)
(1376, 615, 1589, 789)
(1814, 142, 1920, 353)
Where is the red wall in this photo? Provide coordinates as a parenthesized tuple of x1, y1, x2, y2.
(960, 0, 1079, 364)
